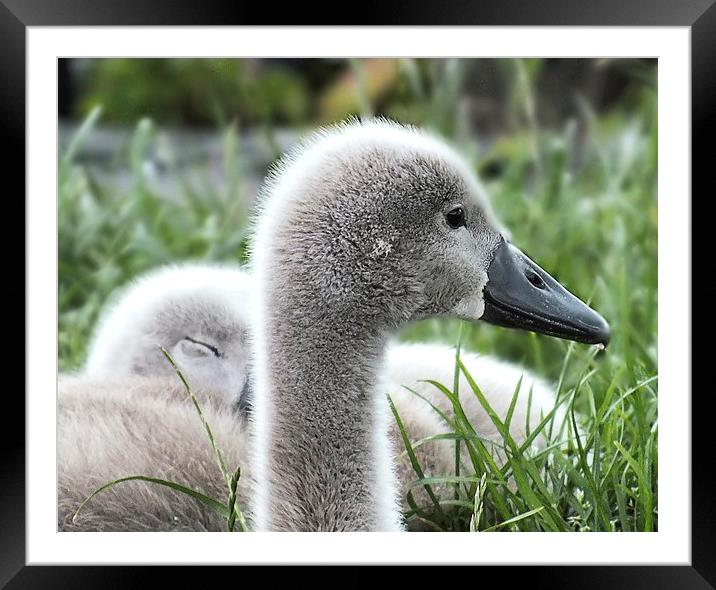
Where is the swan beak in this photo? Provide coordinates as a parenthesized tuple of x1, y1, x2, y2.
(481, 239, 611, 346)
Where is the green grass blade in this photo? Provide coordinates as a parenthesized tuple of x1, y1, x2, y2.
(470, 473, 487, 532)
(388, 394, 447, 523)
(504, 375, 524, 431)
(614, 439, 654, 531)
(483, 506, 545, 532)
(458, 358, 566, 531)
(73, 475, 229, 523)
(227, 466, 248, 532)
(571, 402, 612, 530)
(423, 379, 514, 522)
(161, 347, 231, 489)
(453, 326, 465, 527)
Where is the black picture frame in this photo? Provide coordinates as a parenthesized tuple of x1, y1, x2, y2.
(9, 0, 710, 586)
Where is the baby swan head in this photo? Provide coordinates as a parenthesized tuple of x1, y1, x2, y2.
(83, 263, 253, 405)
(254, 119, 609, 345)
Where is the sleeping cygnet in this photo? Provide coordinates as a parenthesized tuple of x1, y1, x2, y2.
(82, 263, 254, 407)
(58, 263, 255, 531)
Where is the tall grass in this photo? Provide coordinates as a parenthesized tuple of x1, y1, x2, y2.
(59, 58, 657, 531)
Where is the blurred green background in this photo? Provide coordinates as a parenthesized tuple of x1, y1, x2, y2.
(58, 58, 658, 532)
(59, 58, 657, 380)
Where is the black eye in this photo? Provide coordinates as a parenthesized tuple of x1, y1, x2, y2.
(445, 206, 466, 229)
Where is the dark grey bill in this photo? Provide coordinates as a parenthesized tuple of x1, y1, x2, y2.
(482, 239, 610, 346)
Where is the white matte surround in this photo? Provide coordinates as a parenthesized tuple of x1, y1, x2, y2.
(27, 26, 689, 564)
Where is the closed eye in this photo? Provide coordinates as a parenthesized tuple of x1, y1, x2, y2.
(184, 336, 223, 358)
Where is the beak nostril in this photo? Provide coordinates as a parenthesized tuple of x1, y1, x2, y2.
(525, 270, 546, 289)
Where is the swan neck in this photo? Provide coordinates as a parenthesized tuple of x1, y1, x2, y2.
(255, 315, 398, 531)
